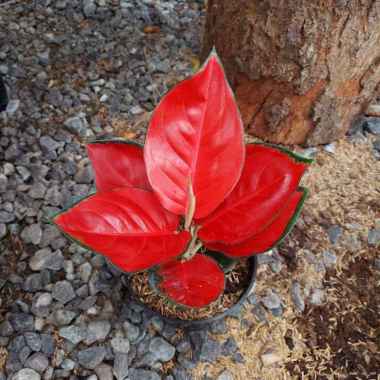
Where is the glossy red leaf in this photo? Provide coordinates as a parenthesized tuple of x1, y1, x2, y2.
(204, 188, 307, 257)
(156, 254, 225, 308)
(144, 51, 245, 219)
(53, 187, 191, 272)
(87, 140, 151, 192)
(198, 144, 308, 244)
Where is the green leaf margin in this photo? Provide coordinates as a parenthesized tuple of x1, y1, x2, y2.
(46, 136, 163, 275)
(46, 191, 96, 254)
(84, 136, 144, 148)
(46, 191, 181, 275)
(85, 136, 147, 194)
(213, 186, 309, 259)
(251, 142, 314, 164)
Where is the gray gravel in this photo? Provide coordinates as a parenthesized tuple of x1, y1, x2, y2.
(291, 281, 305, 312)
(217, 370, 234, 380)
(322, 251, 337, 268)
(111, 336, 131, 354)
(11, 368, 41, 380)
(59, 325, 87, 345)
(0, 223, 6, 239)
(24, 353, 49, 374)
(51, 309, 77, 326)
(199, 336, 222, 363)
(364, 117, 380, 135)
(95, 364, 114, 380)
(0, 0, 206, 377)
(9, 313, 34, 333)
(20, 224, 42, 245)
(368, 228, 380, 246)
(309, 288, 325, 305)
(52, 280, 76, 304)
(261, 289, 282, 310)
(327, 225, 342, 245)
(77, 346, 106, 369)
(149, 337, 176, 362)
(29, 248, 64, 271)
(113, 353, 129, 380)
(85, 320, 111, 345)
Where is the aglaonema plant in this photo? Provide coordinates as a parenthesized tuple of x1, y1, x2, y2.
(52, 51, 312, 309)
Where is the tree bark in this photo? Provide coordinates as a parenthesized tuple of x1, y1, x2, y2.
(202, 0, 380, 146)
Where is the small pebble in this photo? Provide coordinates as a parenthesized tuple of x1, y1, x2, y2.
(6, 99, 20, 115)
(217, 370, 234, 380)
(291, 281, 305, 312)
(310, 288, 325, 305)
(364, 117, 380, 135)
(368, 229, 380, 246)
(261, 349, 282, 367)
(52, 281, 76, 304)
(322, 251, 337, 268)
(323, 143, 336, 153)
(261, 290, 282, 310)
(327, 225, 342, 245)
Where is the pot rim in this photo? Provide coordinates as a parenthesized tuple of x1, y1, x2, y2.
(122, 255, 258, 329)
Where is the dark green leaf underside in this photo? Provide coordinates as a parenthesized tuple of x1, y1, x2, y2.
(85, 136, 144, 148)
(258, 186, 309, 256)
(204, 250, 238, 273)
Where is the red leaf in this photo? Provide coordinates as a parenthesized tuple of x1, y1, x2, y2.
(204, 188, 306, 257)
(87, 140, 151, 192)
(144, 51, 245, 219)
(156, 254, 225, 308)
(53, 187, 191, 272)
(198, 144, 308, 244)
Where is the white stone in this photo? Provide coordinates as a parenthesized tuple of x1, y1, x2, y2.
(217, 370, 234, 380)
(6, 99, 20, 115)
(261, 350, 282, 367)
(11, 368, 41, 380)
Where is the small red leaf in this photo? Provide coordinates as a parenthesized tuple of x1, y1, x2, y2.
(144, 51, 245, 219)
(156, 254, 225, 308)
(53, 187, 190, 272)
(87, 140, 151, 192)
(204, 188, 306, 257)
(198, 144, 308, 244)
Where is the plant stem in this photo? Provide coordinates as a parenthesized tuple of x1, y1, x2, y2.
(192, 242, 203, 256)
(181, 226, 202, 261)
(184, 177, 196, 230)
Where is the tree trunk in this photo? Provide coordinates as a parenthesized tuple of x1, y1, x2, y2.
(202, 0, 380, 146)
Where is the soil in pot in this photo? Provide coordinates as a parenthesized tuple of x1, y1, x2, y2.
(129, 259, 252, 321)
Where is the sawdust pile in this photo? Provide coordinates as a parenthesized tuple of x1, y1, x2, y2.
(192, 137, 380, 380)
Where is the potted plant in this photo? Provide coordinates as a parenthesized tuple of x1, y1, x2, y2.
(52, 51, 311, 327)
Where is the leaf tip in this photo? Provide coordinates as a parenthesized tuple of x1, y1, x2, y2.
(210, 45, 219, 57)
(206, 46, 223, 67)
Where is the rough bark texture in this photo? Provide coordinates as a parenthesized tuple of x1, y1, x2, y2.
(202, 0, 380, 146)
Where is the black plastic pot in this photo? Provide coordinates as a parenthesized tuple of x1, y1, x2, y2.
(123, 256, 258, 330)
(0, 76, 8, 112)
